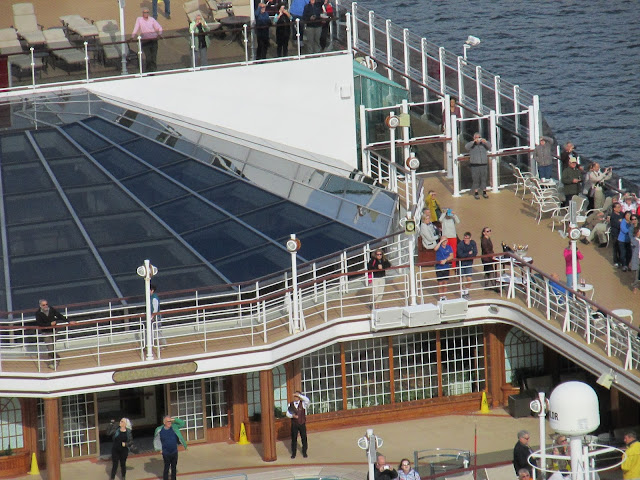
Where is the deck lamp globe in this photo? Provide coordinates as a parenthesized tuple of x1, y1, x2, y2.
(405, 154, 420, 170)
(385, 114, 400, 129)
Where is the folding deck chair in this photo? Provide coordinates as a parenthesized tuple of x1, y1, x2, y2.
(0, 27, 44, 81)
(43, 28, 86, 73)
(59, 15, 99, 40)
(12, 2, 46, 48)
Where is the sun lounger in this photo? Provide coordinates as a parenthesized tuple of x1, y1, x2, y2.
(94, 19, 127, 65)
(12, 3, 46, 47)
(231, 0, 252, 18)
(43, 28, 86, 72)
(204, 0, 230, 21)
(59, 15, 99, 39)
(0, 27, 44, 80)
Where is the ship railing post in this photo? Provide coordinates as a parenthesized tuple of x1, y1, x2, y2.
(556, 145, 562, 180)
(30, 47, 36, 88)
(544, 281, 551, 320)
(190, 29, 196, 70)
(401, 99, 412, 202)
(438, 47, 445, 94)
(493, 74, 501, 117)
(389, 111, 398, 194)
(351, 3, 358, 51)
(368, 10, 375, 57)
(528, 108, 536, 175)
(403, 28, 410, 96)
(84, 41, 89, 82)
(296, 18, 302, 58)
(456, 55, 464, 103)
(475, 65, 482, 114)
(360, 105, 369, 176)
(489, 109, 498, 193)
(421, 38, 428, 106)
(444, 95, 452, 175)
(243, 23, 249, 64)
(385, 19, 392, 81)
(513, 85, 521, 143)
(533, 95, 541, 143)
(137, 36, 143, 75)
(451, 115, 461, 197)
(345, 13, 352, 53)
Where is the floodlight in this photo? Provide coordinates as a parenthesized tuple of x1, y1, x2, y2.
(466, 35, 481, 47)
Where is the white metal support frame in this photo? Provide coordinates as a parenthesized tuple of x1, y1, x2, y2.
(451, 115, 460, 197)
(403, 28, 410, 96)
(489, 109, 498, 193)
(368, 10, 375, 56)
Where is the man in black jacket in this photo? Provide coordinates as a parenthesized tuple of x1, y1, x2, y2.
(368, 454, 398, 479)
(513, 430, 537, 476)
(35, 299, 67, 368)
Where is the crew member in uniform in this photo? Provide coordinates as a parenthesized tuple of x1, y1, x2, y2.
(286, 390, 310, 458)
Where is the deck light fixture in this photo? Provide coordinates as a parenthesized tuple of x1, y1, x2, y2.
(463, 35, 481, 60)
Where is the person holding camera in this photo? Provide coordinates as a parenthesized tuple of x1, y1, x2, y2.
(189, 13, 210, 67)
(583, 162, 612, 210)
(368, 454, 398, 479)
(465, 132, 492, 200)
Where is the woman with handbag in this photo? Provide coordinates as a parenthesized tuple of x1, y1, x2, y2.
(107, 417, 133, 480)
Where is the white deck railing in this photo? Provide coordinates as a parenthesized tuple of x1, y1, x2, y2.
(1, 246, 638, 376)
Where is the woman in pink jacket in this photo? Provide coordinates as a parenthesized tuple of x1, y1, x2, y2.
(563, 243, 583, 289)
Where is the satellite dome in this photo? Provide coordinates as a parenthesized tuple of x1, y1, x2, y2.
(548, 382, 599, 435)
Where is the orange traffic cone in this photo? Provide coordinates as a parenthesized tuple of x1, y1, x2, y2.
(28, 452, 40, 475)
(237, 422, 250, 445)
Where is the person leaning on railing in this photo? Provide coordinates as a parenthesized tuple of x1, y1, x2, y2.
(35, 299, 67, 369)
(189, 13, 210, 67)
(131, 8, 163, 73)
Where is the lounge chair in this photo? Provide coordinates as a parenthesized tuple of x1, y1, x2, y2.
(0, 27, 44, 80)
(94, 19, 126, 65)
(230, 0, 252, 17)
(12, 3, 46, 47)
(59, 15, 99, 40)
(204, 0, 230, 21)
(183, 0, 221, 30)
(43, 28, 86, 73)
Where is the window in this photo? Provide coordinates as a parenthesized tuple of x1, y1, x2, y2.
(246, 372, 261, 420)
(345, 338, 390, 409)
(504, 327, 544, 384)
(393, 332, 438, 402)
(0, 397, 23, 450)
(61, 394, 97, 458)
(273, 365, 288, 418)
(168, 380, 204, 441)
(205, 377, 229, 428)
(301, 344, 343, 414)
(440, 326, 486, 396)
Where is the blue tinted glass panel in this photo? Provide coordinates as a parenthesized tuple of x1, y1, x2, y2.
(289, 183, 341, 218)
(335, 202, 391, 238)
(199, 181, 281, 215)
(12, 279, 115, 311)
(48, 157, 110, 187)
(152, 197, 226, 234)
(239, 202, 327, 239)
(99, 239, 211, 275)
(0, 133, 38, 163)
(65, 185, 139, 216)
(8, 220, 86, 256)
(160, 161, 233, 191)
(92, 148, 148, 179)
(296, 224, 370, 258)
(82, 212, 170, 246)
(112, 266, 225, 297)
(183, 220, 266, 261)
(10, 249, 103, 287)
(4, 191, 69, 225)
(122, 172, 186, 206)
(215, 245, 291, 282)
(31, 129, 80, 158)
(82, 117, 137, 143)
(121, 138, 188, 167)
(62, 123, 111, 152)
(2, 161, 52, 194)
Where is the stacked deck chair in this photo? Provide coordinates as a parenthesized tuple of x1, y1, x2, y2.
(43, 28, 86, 73)
(0, 27, 44, 81)
(59, 15, 99, 41)
(94, 19, 127, 66)
(12, 2, 46, 48)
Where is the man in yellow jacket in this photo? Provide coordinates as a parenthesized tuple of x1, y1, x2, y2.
(622, 431, 640, 480)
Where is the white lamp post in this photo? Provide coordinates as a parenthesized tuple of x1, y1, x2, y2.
(136, 259, 158, 360)
(357, 428, 383, 480)
(463, 35, 481, 60)
(286, 234, 301, 333)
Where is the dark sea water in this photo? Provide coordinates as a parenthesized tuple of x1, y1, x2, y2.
(358, 0, 640, 185)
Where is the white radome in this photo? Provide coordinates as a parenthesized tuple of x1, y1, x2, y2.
(548, 381, 600, 435)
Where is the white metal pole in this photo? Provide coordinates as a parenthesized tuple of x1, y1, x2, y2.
(137, 36, 143, 75)
(119, 0, 128, 75)
(408, 233, 417, 306)
(456, 56, 463, 101)
(444, 94, 452, 177)
(475, 65, 482, 113)
(421, 38, 428, 105)
(385, 19, 392, 81)
(451, 115, 460, 197)
(243, 24, 249, 64)
(438, 47, 445, 94)
(368, 10, 374, 57)
(290, 234, 300, 332)
(190, 29, 196, 69)
(360, 105, 369, 176)
(489, 109, 498, 193)
(401, 100, 412, 201)
(296, 18, 302, 58)
(345, 13, 352, 54)
(571, 238, 578, 291)
(537, 392, 546, 471)
(367, 429, 377, 480)
(463, 44, 469, 61)
(144, 259, 154, 360)
(30, 47, 36, 87)
(84, 42, 89, 81)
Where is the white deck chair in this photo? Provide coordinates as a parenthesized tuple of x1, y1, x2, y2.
(0, 28, 44, 80)
(12, 3, 46, 47)
(184, 0, 221, 31)
(59, 15, 99, 39)
(43, 28, 86, 71)
(94, 19, 125, 65)
(231, 0, 252, 17)
(205, 0, 230, 21)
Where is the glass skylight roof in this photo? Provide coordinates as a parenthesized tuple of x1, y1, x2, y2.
(0, 115, 376, 311)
